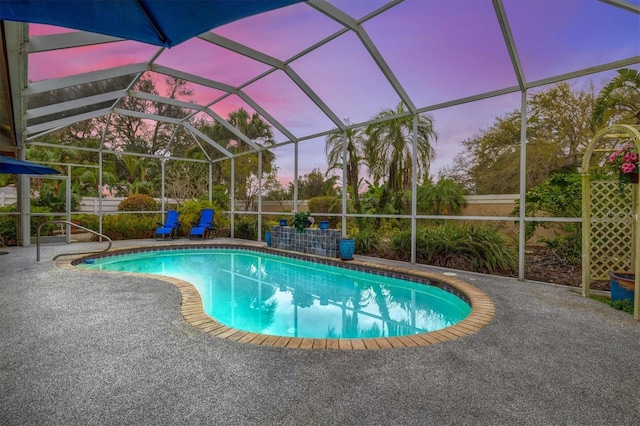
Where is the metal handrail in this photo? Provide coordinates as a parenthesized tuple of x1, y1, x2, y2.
(37, 220, 112, 261)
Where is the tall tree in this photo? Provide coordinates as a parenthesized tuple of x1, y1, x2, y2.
(292, 168, 339, 200)
(197, 108, 276, 208)
(591, 68, 640, 131)
(325, 123, 364, 209)
(364, 102, 437, 209)
(106, 75, 194, 156)
(529, 83, 594, 169)
(103, 76, 197, 196)
(444, 82, 594, 194)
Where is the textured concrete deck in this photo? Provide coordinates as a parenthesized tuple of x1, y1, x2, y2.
(1, 238, 639, 425)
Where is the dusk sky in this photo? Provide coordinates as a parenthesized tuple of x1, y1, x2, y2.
(27, 0, 640, 185)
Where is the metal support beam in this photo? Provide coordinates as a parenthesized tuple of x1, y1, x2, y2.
(341, 131, 348, 237)
(492, 0, 527, 91)
(518, 91, 528, 280)
(598, 0, 640, 14)
(411, 116, 418, 264)
(230, 158, 235, 239)
(258, 150, 263, 242)
(294, 142, 299, 213)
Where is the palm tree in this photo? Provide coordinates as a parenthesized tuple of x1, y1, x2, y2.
(364, 102, 437, 210)
(325, 122, 364, 209)
(77, 168, 118, 196)
(591, 68, 640, 131)
(417, 178, 467, 215)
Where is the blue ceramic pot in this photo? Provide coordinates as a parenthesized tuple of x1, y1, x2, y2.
(319, 220, 329, 230)
(265, 231, 272, 246)
(609, 271, 634, 302)
(340, 238, 355, 260)
(279, 219, 287, 226)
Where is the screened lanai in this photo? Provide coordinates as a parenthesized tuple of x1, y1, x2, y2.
(0, 0, 639, 281)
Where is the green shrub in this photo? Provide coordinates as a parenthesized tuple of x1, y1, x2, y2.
(392, 222, 517, 274)
(308, 196, 341, 228)
(611, 299, 634, 314)
(30, 206, 56, 237)
(514, 172, 581, 264)
(234, 215, 269, 240)
(177, 200, 226, 237)
(354, 226, 380, 255)
(118, 194, 158, 212)
(390, 227, 430, 262)
(538, 223, 582, 264)
(70, 214, 99, 231)
(0, 204, 58, 242)
(102, 214, 158, 240)
(0, 205, 18, 245)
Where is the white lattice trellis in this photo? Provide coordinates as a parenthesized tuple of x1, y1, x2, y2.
(581, 124, 640, 321)
(589, 180, 633, 280)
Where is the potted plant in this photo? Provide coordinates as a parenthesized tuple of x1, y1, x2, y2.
(608, 271, 635, 302)
(608, 143, 639, 195)
(292, 211, 311, 232)
(340, 235, 355, 260)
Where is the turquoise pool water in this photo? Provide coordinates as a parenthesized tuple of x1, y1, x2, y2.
(82, 248, 471, 339)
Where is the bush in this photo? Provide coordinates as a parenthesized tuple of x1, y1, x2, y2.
(30, 206, 56, 237)
(538, 223, 582, 264)
(234, 215, 270, 240)
(354, 226, 380, 255)
(0, 205, 18, 245)
(70, 214, 99, 231)
(118, 194, 158, 212)
(102, 214, 158, 240)
(0, 204, 59, 243)
(611, 299, 634, 314)
(177, 200, 226, 237)
(308, 196, 341, 228)
(392, 222, 517, 274)
(514, 172, 581, 264)
(390, 227, 430, 262)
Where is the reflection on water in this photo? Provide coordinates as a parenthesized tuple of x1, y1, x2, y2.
(84, 249, 471, 339)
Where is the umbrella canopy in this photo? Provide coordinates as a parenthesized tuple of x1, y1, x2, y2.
(0, 155, 60, 175)
(0, 0, 305, 48)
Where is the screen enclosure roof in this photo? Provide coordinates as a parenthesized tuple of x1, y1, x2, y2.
(0, 0, 639, 162)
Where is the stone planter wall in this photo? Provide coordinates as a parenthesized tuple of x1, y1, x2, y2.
(270, 226, 341, 258)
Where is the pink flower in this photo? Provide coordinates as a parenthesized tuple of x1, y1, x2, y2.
(609, 151, 620, 163)
(625, 153, 638, 163)
(621, 162, 636, 173)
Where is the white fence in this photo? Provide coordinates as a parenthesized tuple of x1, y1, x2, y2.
(0, 194, 153, 213)
(0, 193, 519, 214)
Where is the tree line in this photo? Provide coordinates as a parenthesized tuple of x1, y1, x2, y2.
(6, 68, 638, 217)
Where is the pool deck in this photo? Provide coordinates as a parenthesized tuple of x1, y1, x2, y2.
(1, 238, 639, 425)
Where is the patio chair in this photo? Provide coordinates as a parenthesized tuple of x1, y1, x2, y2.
(189, 208, 216, 239)
(154, 210, 180, 240)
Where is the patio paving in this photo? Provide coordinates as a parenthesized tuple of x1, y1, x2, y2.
(1, 238, 639, 425)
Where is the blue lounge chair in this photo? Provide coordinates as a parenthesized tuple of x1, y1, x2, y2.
(189, 208, 215, 239)
(155, 210, 180, 240)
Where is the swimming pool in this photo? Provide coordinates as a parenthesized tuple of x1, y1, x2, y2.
(79, 246, 482, 344)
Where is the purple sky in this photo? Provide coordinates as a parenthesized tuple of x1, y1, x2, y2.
(28, 0, 640, 186)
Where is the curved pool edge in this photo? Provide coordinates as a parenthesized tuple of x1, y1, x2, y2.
(61, 242, 495, 350)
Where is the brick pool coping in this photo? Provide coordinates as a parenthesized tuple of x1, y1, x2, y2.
(61, 242, 495, 350)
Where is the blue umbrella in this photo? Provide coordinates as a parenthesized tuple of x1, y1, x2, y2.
(0, 154, 60, 175)
(0, 0, 305, 48)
